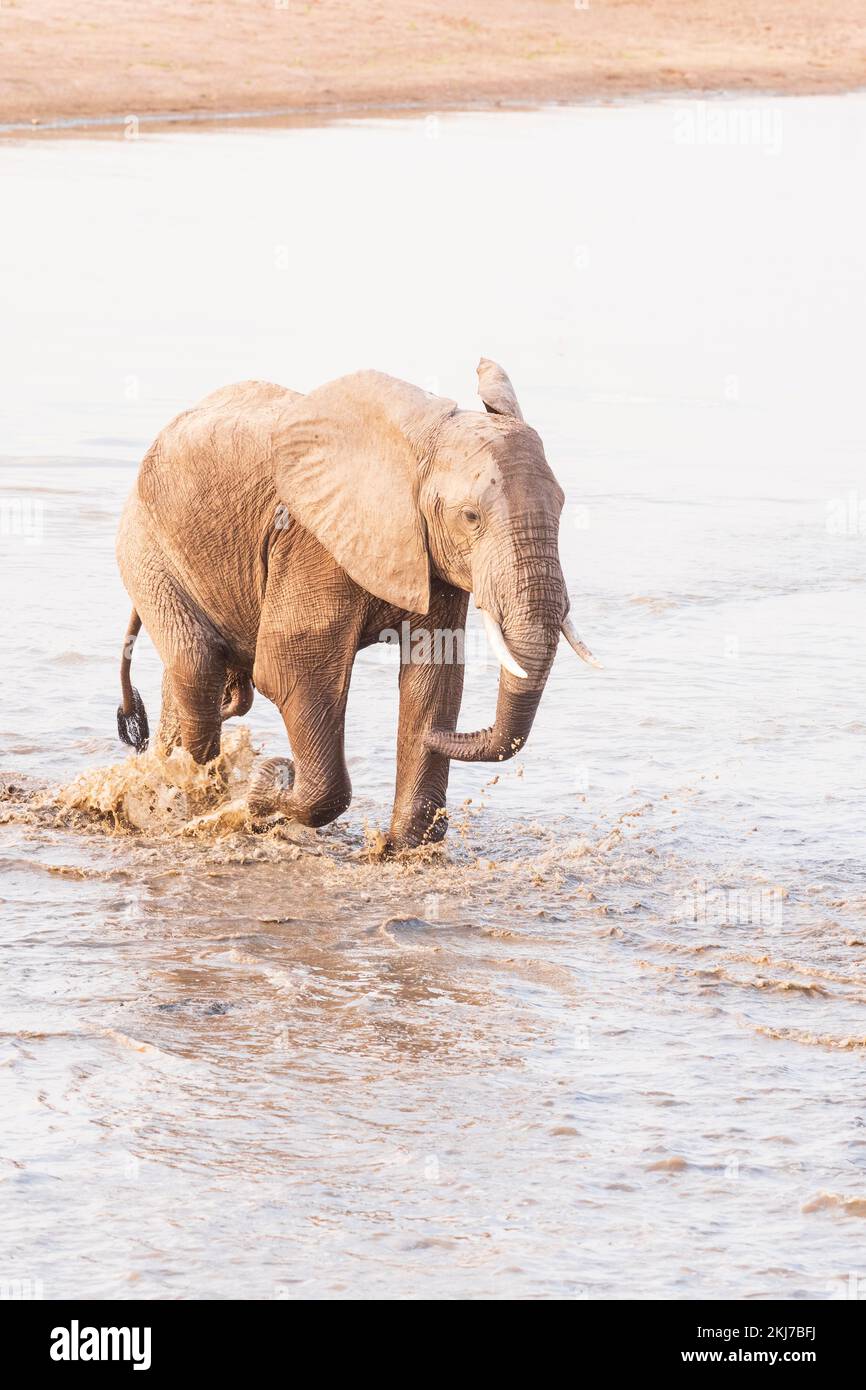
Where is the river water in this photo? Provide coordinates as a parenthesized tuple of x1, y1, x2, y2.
(1, 97, 865, 1300)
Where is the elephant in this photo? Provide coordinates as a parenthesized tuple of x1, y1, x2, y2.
(115, 360, 599, 849)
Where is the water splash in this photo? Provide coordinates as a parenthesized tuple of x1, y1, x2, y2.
(46, 727, 257, 832)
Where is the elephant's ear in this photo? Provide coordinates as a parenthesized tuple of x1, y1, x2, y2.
(271, 371, 456, 615)
(476, 358, 525, 422)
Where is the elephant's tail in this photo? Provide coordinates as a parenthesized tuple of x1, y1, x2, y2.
(117, 607, 150, 752)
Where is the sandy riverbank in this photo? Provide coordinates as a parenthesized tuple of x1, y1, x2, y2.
(2, 0, 865, 129)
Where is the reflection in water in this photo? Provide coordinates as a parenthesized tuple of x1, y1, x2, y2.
(1, 98, 866, 1298)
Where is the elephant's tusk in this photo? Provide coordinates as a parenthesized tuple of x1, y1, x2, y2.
(561, 616, 603, 669)
(480, 610, 528, 679)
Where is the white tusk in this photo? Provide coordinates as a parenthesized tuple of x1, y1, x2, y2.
(480, 610, 528, 679)
(561, 616, 603, 669)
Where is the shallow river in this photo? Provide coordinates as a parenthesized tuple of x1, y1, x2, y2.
(1, 97, 865, 1299)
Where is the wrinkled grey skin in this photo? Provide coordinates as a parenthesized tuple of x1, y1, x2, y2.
(116, 360, 575, 849)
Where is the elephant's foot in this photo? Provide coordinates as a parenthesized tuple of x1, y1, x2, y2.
(387, 799, 449, 852)
(117, 687, 150, 753)
(247, 756, 295, 817)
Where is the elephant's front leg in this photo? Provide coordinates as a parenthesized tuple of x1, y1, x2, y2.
(248, 532, 365, 829)
(247, 679, 355, 829)
(389, 581, 469, 849)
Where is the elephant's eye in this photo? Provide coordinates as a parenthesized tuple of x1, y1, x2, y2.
(462, 507, 481, 526)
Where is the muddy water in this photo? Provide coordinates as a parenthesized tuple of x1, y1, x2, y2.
(1, 98, 866, 1299)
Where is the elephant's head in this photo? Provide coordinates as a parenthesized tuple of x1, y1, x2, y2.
(271, 360, 599, 762)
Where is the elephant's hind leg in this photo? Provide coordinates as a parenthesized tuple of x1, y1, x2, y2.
(120, 526, 228, 766)
(156, 670, 182, 754)
(138, 606, 224, 765)
(169, 653, 226, 764)
(153, 653, 225, 764)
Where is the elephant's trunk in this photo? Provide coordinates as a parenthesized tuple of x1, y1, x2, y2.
(425, 668, 547, 762)
(425, 589, 561, 763)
